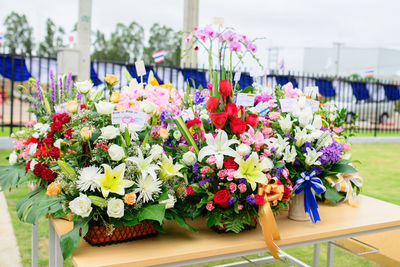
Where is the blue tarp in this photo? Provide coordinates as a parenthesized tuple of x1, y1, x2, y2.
(237, 73, 254, 89)
(127, 65, 164, 84)
(274, 75, 298, 88)
(383, 84, 400, 101)
(0, 55, 31, 82)
(315, 79, 336, 97)
(90, 64, 102, 86)
(180, 69, 208, 89)
(350, 82, 370, 101)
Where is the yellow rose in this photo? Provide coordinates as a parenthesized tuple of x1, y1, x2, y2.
(149, 77, 159, 86)
(124, 192, 137, 205)
(159, 128, 170, 139)
(80, 127, 92, 140)
(104, 74, 118, 86)
(110, 91, 121, 103)
(66, 101, 79, 113)
(46, 182, 61, 197)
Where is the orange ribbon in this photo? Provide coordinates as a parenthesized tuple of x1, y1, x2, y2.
(326, 173, 363, 207)
(257, 178, 283, 259)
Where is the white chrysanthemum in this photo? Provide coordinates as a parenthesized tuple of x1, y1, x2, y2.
(76, 166, 102, 192)
(134, 174, 162, 203)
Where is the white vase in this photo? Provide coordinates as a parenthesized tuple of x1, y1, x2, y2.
(288, 191, 310, 221)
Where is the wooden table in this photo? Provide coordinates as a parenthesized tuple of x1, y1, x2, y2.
(48, 195, 400, 267)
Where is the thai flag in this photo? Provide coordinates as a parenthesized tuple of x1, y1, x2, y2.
(365, 67, 374, 77)
(279, 58, 285, 72)
(0, 33, 3, 45)
(152, 50, 165, 63)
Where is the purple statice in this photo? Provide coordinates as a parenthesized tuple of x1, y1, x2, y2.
(239, 178, 247, 184)
(246, 195, 256, 204)
(301, 141, 312, 153)
(294, 158, 301, 165)
(160, 110, 173, 123)
(77, 92, 82, 101)
(49, 70, 56, 105)
(65, 72, 72, 93)
(194, 90, 205, 105)
(318, 140, 343, 165)
(311, 165, 323, 175)
(227, 196, 236, 205)
(194, 174, 201, 180)
(198, 179, 210, 187)
(193, 163, 199, 173)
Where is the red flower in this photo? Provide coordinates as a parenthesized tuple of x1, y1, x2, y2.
(219, 80, 232, 102)
(43, 137, 54, 147)
(187, 118, 202, 129)
(224, 103, 238, 119)
(283, 186, 291, 199)
(206, 97, 219, 113)
(48, 147, 60, 159)
(186, 185, 195, 196)
(213, 189, 231, 208)
(64, 128, 73, 139)
(25, 137, 38, 145)
(41, 168, 57, 182)
(25, 160, 31, 173)
(230, 117, 247, 135)
(223, 157, 238, 170)
(210, 112, 227, 129)
(246, 113, 259, 128)
(80, 104, 87, 110)
(33, 163, 46, 176)
(50, 121, 62, 132)
(255, 195, 265, 205)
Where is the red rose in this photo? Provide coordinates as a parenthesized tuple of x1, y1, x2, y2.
(48, 147, 60, 159)
(33, 163, 46, 176)
(246, 113, 259, 128)
(80, 104, 87, 110)
(60, 114, 71, 124)
(230, 117, 247, 135)
(210, 112, 227, 129)
(255, 195, 265, 205)
(51, 121, 62, 132)
(187, 118, 202, 129)
(43, 137, 54, 147)
(25, 160, 31, 173)
(224, 157, 238, 170)
(213, 189, 231, 208)
(41, 168, 57, 182)
(206, 97, 219, 113)
(224, 103, 238, 119)
(219, 80, 232, 102)
(283, 186, 291, 199)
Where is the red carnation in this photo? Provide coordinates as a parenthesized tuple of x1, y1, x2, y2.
(213, 189, 231, 208)
(283, 186, 291, 199)
(224, 103, 238, 119)
(25, 137, 38, 145)
(224, 157, 239, 170)
(219, 80, 232, 103)
(80, 104, 87, 110)
(43, 137, 54, 147)
(64, 128, 73, 139)
(41, 168, 57, 182)
(246, 113, 259, 128)
(210, 112, 227, 129)
(230, 117, 247, 135)
(48, 147, 60, 159)
(187, 118, 202, 129)
(206, 97, 219, 113)
(255, 195, 265, 205)
(25, 160, 31, 173)
(60, 114, 71, 124)
(50, 121, 62, 132)
(33, 163, 46, 176)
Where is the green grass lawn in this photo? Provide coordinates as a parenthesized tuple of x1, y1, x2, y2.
(2, 143, 400, 267)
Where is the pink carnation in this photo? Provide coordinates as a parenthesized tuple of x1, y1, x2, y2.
(238, 204, 244, 211)
(206, 201, 215, 211)
(263, 149, 272, 157)
(269, 112, 280, 121)
(282, 168, 289, 179)
(262, 127, 273, 137)
(206, 156, 217, 165)
(200, 166, 211, 174)
(225, 169, 235, 178)
(333, 127, 344, 134)
(238, 183, 247, 193)
(217, 170, 226, 179)
(13, 140, 25, 150)
(229, 183, 237, 193)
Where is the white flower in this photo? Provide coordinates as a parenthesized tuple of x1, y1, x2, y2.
(294, 127, 308, 147)
(182, 151, 197, 166)
(75, 80, 93, 94)
(69, 193, 92, 218)
(100, 125, 120, 139)
(54, 139, 63, 149)
(260, 157, 274, 172)
(270, 134, 289, 157)
(140, 100, 157, 114)
(30, 159, 38, 171)
(32, 132, 39, 139)
(76, 166, 102, 192)
(107, 198, 124, 218)
(134, 175, 162, 203)
(173, 130, 182, 140)
(200, 114, 209, 120)
(108, 144, 125, 161)
(9, 151, 17, 165)
(298, 107, 314, 127)
(29, 143, 38, 156)
(33, 123, 50, 136)
(278, 114, 295, 132)
(95, 101, 115, 115)
(149, 144, 164, 160)
(198, 130, 239, 169)
(119, 123, 141, 140)
(126, 149, 160, 179)
(236, 144, 251, 156)
(283, 145, 297, 163)
(305, 147, 323, 166)
(312, 115, 322, 130)
(160, 194, 176, 209)
(304, 86, 319, 99)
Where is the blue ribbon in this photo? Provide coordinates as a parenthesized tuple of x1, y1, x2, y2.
(293, 171, 326, 223)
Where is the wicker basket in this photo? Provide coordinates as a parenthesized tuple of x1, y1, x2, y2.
(211, 216, 258, 233)
(84, 221, 158, 246)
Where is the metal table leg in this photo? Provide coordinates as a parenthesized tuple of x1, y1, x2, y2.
(48, 220, 55, 267)
(32, 222, 38, 267)
(312, 243, 320, 267)
(327, 242, 335, 267)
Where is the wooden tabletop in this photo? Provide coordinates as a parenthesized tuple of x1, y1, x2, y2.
(51, 195, 400, 267)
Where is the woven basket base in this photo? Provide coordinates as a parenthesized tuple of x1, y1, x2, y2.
(84, 221, 158, 246)
(212, 216, 258, 233)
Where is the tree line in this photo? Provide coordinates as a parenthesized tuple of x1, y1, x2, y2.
(2, 11, 182, 66)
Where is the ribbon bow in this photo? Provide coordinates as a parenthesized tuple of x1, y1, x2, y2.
(257, 180, 282, 259)
(327, 173, 363, 207)
(293, 171, 326, 223)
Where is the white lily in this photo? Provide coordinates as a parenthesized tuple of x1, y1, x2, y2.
(126, 149, 160, 179)
(277, 114, 296, 132)
(198, 130, 239, 169)
(294, 127, 308, 147)
(298, 107, 313, 127)
(305, 147, 323, 166)
(283, 145, 297, 163)
(270, 134, 289, 157)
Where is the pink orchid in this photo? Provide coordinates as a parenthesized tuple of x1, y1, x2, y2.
(283, 82, 301, 98)
(229, 42, 241, 52)
(247, 42, 257, 53)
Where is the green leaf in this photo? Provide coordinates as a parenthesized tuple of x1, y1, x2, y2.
(174, 116, 199, 154)
(89, 88, 104, 102)
(330, 164, 358, 174)
(124, 127, 131, 147)
(206, 212, 222, 229)
(88, 196, 107, 208)
(165, 210, 198, 232)
(155, 188, 169, 202)
(324, 186, 344, 203)
(123, 67, 133, 83)
(60, 219, 89, 259)
(57, 160, 78, 180)
(139, 204, 166, 224)
(0, 163, 26, 191)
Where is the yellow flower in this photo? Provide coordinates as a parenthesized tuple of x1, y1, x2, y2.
(66, 101, 79, 113)
(159, 128, 170, 139)
(149, 77, 159, 86)
(159, 155, 184, 180)
(110, 91, 121, 103)
(46, 182, 61, 197)
(124, 192, 136, 205)
(80, 127, 92, 140)
(160, 83, 173, 90)
(99, 163, 134, 198)
(104, 74, 118, 86)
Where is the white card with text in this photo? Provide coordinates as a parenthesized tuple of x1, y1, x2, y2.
(111, 110, 148, 126)
(236, 93, 255, 107)
(279, 98, 297, 112)
(135, 60, 146, 77)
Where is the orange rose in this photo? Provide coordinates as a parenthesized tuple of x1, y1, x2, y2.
(110, 91, 121, 103)
(66, 101, 79, 113)
(46, 182, 61, 197)
(124, 192, 136, 205)
(159, 128, 170, 139)
(80, 127, 92, 140)
(104, 74, 118, 86)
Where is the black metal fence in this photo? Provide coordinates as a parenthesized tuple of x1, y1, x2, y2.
(1, 53, 400, 136)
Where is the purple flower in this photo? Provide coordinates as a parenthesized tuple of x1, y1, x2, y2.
(160, 110, 173, 123)
(318, 140, 343, 165)
(193, 163, 199, 173)
(199, 179, 210, 187)
(301, 141, 312, 153)
(294, 158, 301, 165)
(50, 70, 56, 105)
(194, 90, 205, 105)
(36, 80, 42, 101)
(77, 92, 82, 101)
(239, 178, 247, 184)
(59, 77, 63, 99)
(66, 72, 72, 93)
(311, 165, 323, 175)
(246, 195, 256, 204)
(228, 196, 236, 205)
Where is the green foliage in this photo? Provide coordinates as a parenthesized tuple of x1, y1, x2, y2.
(206, 212, 222, 228)
(57, 160, 78, 180)
(222, 215, 250, 233)
(330, 163, 358, 174)
(139, 203, 166, 224)
(324, 186, 344, 203)
(60, 219, 90, 259)
(0, 163, 26, 191)
(3, 11, 34, 54)
(37, 18, 65, 56)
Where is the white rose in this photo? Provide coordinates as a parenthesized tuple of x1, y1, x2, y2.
(160, 194, 176, 209)
(107, 198, 124, 218)
(29, 143, 38, 156)
(54, 139, 63, 149)
(69, 193, 92, 218)
(182, 151, 197, 166)
(9, 151, 17, 165)
(30, 159, 38, 171)
(236, 144, 251, 156)
(75, 80, 93, 94)
(100, 125, 120, 139)
(173, 130, 182, 140)
(150, 145, 164, 160)
(95, 101, 115, 115)
(140, 100, 157, 114)
(108, 144, 125, 161)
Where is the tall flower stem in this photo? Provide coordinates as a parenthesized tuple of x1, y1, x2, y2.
(229, 51, 233, 84)
(87, 140, 93, 158)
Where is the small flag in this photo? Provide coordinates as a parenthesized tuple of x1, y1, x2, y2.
(0, 33, 3, 45)
(152, 50, 165, 63)
(365, 67, 374, 77)
(278, 58, 285, 72)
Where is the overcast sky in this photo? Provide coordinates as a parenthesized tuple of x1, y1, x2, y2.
(1, 0, 400, 70)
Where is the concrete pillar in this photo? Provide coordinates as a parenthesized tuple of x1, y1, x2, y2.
(77, 0, 92, 80)
(181, 0, 199, 68)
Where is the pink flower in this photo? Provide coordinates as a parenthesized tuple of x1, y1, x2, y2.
(267, 99, 276, 108)
(238, 204, 244, 211)
(333, 127, 344, 134)
(200, 166, 211, 174)
(283, 82, 301, 98)
(207, 83, 213, 91)
(229, 183, 237, 193)
(225, 169, 235, 178)
(222, 30, 238, 42)
(342, 143, 351, 151)
(13, 140, 25, 150)
(254, 131, 266, 150)
(186, 185, 195, 195)
(238, 183, 247, 193)
(247, 42, 257, 53)
(240, 132, 255, 146)
(229, 42, 241, 52)
(263, 149, 271, 157)
(269, 112, 280, 121)
(217, 170, 226, 179)
(206, 156, 217, 165)
(206, 201, 215, 211)
(262, 127, 273, 137)
(189, 146, 194, 152)
(282, 168, 289, 179)
(186, 33, 193, 43)
(25, 120, 37, 127)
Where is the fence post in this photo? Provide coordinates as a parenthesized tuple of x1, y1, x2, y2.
(10, 54, 15, 135)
